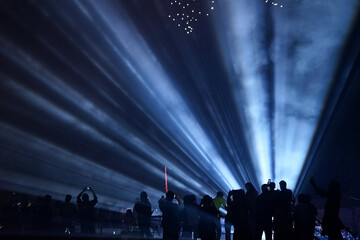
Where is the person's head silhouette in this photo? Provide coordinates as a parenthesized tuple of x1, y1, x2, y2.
(279, 180, 287, 191)
(298, 194, 305, 203)
(166, 191, 175, 200)
(201, 195, 213, 207)
(44, 194, 52, 204)
(140, 191, 148, 201)
(65, 194, 72, 203)
(245, 182, 255, 191)
(216, 191, 224, 198)
(261, 184, 268, 193)
(82, 193, 89, 202)
(233, 189, 245, 202)
(270, 182, 276, 191)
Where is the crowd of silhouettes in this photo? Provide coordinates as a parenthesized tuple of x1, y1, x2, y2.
(156, 178, 348, 240)
(0, 187, 107, 235)
(0, 179, 351, 240)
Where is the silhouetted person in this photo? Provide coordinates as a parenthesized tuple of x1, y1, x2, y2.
(32, 196, 43, 231)
(60, 194, 77, 233)
(227, 189, 251, 240)
(268, 182, 277, 219)
(39, 194, 53, 233)
(77, 187, 98, 234)
(293, 194, 317, 240)
(159, 191, 183, 240)
(198, 195, 218, 240)
(123, 208, 135, 229)
(273, 180, 293, 240)
(245, 182, 259, 240)
(224, 196, 233, 240)
(181, 195, 199, 239)
(310, 177, 344, 240)
(134, 191, 152, 238)
(213, 191, 226, 240)
(254, 184, 272, 240)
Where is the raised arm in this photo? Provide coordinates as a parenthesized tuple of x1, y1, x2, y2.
(77, 187, 87, 201)
(310, 177, 328, 197)
(175, 194, 182, 205)
(89, 187, 98, 204)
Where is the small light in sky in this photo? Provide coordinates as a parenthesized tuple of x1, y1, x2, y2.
(168, 0, 216, 34)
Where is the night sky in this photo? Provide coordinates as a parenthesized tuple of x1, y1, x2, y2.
(1, 0, 360, 210)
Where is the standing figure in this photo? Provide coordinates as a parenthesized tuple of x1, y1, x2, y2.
(39, 194, 53, 233)
(213, 191, 227, 240)
(181, 195, 199, 239)
(159, 191, 183, 240)
(77, 187, 98, 234)
(134, 191, 153, 238)
(254, 184, 272, 240)
(310, 177, 344, 240)
(198, 195, 218, 240)
(227, 189, 250, 240)
(273, 180, 293, 240)
(293, 194, 317, 240)
(60, 194, 77, 233)
(123, 208, 135, 230)
(245, 182, 259, 240)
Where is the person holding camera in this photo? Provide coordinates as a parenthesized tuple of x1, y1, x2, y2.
(254, 184, 272, 240)
(158, 191, 183, 240)
(77, 187, 98, 234)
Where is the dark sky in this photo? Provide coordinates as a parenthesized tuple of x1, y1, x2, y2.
(0, 0, 359, 210)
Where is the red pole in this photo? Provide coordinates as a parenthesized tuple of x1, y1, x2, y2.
(165, 166, 168, 193)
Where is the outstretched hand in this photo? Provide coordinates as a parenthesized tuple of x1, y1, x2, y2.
(175, 194, 180, 201)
